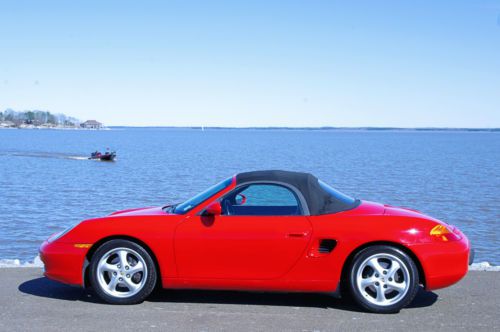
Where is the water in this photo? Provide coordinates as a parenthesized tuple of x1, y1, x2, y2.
(0, 128, 498, 265)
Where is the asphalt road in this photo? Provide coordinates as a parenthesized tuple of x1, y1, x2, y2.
(0, 269, 498, 331)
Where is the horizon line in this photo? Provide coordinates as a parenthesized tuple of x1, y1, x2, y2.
(107, 125, 500, 131)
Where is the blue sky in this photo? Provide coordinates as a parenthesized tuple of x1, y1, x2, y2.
(1, 0, 499, 127)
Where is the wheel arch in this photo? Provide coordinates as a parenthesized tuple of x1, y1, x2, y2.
(340, 241, 426, 291)
(83, 235, 162, 288)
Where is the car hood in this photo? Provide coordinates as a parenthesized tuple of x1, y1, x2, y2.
(383, 204, 443, 223)
(109, 206, 172, 217)
(345, 200, 386, 215)
(350, 201, 441, 223)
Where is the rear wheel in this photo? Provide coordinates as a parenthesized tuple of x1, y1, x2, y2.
(89, 239, 157, 304)
(348, 245, 419, 313)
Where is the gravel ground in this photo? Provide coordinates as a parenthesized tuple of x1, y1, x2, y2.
(0, 269, 498, 331)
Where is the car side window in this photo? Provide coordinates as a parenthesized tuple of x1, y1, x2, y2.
(221, 184, 302, 216)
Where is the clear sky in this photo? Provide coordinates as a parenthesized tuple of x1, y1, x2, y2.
(1, 0, 499, 127)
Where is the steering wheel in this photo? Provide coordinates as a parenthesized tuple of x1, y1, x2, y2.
(223, 199, 233, 215)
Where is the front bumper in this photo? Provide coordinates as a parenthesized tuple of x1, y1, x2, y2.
(409, 232, 471, 291)
(39, 240, 90, 286)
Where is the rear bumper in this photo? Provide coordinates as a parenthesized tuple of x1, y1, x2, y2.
(39, 240, 89, 286)
(409, 234, 471, 291)
(469, 248, 475, 265)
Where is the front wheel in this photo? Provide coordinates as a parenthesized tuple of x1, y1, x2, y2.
(348, 245, 419, 313)
(89, 239, 157, 304)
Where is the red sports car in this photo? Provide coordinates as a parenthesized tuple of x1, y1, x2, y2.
(39, 170, 472, 313)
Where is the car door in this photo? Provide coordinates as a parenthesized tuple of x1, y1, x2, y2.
(174, 183, 312, 280)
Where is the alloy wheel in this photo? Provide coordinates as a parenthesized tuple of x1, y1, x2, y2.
(355, 253, 411, 306)
(96, 247, 148, 298)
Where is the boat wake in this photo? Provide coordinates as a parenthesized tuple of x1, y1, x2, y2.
(67, 156, 89, 160)
(1, 151, 91, 161)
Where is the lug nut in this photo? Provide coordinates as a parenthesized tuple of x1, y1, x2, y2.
(125, 266, 129, 270)
(126, 274, 130, 278)
(113, 272, 117, 276)
(389, 278, 393, 281)
(383, 285, 387, 288)
(117, 264, 121, 268)
(375, 282, 380, 286)
(383, 271, 387, 275)
(375, 273, 379, 278)
(119, 277, 123, 281)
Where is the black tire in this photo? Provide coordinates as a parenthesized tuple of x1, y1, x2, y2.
(89, 239, 157, 304)
(348, 245, 419, 313)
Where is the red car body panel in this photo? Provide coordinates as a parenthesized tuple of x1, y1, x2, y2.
(39, 241, 86, 285)
(174, 215, 313, 280)
(39, 175, 470, 293)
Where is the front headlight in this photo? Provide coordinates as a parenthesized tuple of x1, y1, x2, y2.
(47, 222, 80, 243)
(429, 224, 461, 242)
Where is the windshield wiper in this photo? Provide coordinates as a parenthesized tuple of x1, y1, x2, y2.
(163, 204, 178, 214)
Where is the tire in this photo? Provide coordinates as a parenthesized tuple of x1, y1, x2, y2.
(89, 239, 157, 304)
(348, 245, 419, 313)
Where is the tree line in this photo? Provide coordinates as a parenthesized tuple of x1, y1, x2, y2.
(0, 109, 80, 126)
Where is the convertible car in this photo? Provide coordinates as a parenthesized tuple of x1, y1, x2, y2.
(39, 170, 472, 313)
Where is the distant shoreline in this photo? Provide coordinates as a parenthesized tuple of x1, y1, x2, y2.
(1, 126, 499, 132)
(0, 126, 110, 131)
(109, 126, 500, 132)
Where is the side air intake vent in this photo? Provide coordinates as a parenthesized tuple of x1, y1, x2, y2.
(318, 239, 337, 254)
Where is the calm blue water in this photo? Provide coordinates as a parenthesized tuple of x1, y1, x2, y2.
(0, 128, 498, 265)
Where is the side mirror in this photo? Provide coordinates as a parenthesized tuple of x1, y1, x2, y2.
(204, 201, 222, 216)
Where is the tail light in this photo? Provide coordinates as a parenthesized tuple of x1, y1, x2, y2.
(430, 224, 461, 242)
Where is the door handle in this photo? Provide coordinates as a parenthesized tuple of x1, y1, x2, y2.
(287, 232, 308, 238)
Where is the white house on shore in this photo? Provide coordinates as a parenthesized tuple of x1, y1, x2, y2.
(0, 120, 16, 128)
(80, 120, 103, 129)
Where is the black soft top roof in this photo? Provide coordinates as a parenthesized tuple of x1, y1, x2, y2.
(235, 170, 358, 215)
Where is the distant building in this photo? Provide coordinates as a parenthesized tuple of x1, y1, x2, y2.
(0, 120, 16, 128)
(81, 120, 103, 129)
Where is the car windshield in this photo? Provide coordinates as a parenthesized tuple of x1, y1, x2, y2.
(318, 180, 357, 206)
(173, 177, 233, 214)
